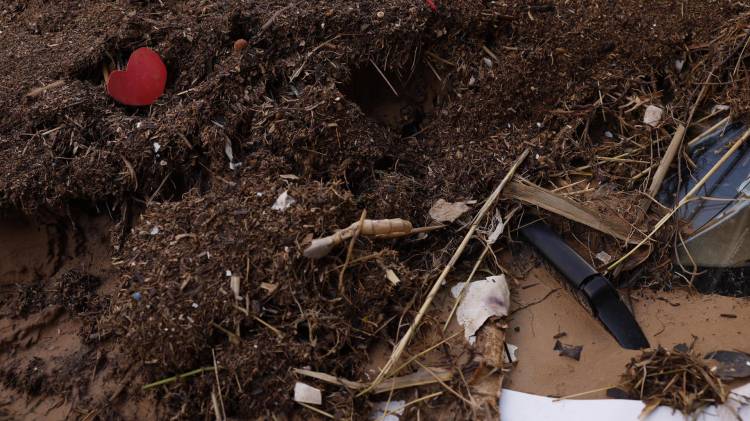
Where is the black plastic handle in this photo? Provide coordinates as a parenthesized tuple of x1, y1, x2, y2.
(519, 219, 598, 287)
(520, 218, 650, 350)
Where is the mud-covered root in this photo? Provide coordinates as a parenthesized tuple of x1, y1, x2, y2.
(304, 218, 413, 258)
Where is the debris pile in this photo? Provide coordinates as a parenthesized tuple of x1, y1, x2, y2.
(620, 346, 728, 416)
(1, 0, 750, 419)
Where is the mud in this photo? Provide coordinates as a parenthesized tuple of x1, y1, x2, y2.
(504, 266, 750, 398)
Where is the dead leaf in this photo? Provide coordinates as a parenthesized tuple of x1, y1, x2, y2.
(429, 199, 471, 223)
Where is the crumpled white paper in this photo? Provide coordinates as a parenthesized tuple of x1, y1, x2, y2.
(451, 275, 510, 344)
(272, 190, 296, 211)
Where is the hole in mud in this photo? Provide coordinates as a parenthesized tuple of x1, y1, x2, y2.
(656, 72, 675, 104)
(296, 321, 311, 342)
(373, 156, 396, 172)
(339, 57, 445, 136)
(569, 156, 587, 167)
(228, 12, 256, 42)
(264, 74, 285, 102)
(579, 109, 621, 144)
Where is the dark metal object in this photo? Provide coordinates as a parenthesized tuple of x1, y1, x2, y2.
(704, 350, 750, 381)
(659, 121, 750, 295)
(661, 121, 750, 269)
(520, 219, 650, 350)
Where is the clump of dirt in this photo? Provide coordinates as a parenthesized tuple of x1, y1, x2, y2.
(102, 153, 428, 417)
(1, 357, 49, 396)
(12, 280, 48, 317)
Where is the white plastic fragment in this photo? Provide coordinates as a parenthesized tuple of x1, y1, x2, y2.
(272, 190, 296, 211)
(675, 59, 685, 72)
(149, 226, 160, 235)
(450, 275, 510, 344)
(153, 142, 161, 153)
(294, 382, 322, 405)
(712, 104, 730, 113)
(595, 251, 612, 264)
(230, 275, 241, 300)
(487, 211, 507, 245)
(369, 400, 406, 421)
(385, 269, 401, 286)
(504, 343, 519, 364)
(643, 105, 663, 127)
(225, 139, 240, 170)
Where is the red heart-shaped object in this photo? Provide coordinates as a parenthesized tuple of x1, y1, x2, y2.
(107, 47, 167, 106)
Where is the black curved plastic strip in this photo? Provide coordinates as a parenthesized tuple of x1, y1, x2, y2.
(520, 219, 649, 350)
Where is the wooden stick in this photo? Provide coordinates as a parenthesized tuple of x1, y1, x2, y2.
(142, 366, 215, 390)
(608, 127, 750, 271)
(442, 246, 489, 332)
(25, 80, 65, 98)
(370, 59, 399, 97)
(212, 349, 226, 421)
(553, 384, 620, 401)
(688, 116, 731, 147)
(388, 391, 443, 415)
(296, 402, 334, 419)
(293, 366, 453, 394)
(359, 149, 529, 395)
(392, 332, 462, 375)
(338, 210, 367, 294)
(259, 3, 294, 32)
(647, 124, 686, 199)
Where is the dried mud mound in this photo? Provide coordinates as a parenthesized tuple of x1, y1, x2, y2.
(2, 0, 748, 419)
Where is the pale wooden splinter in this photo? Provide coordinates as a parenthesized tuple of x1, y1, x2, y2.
(304, 219, 442, 258)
